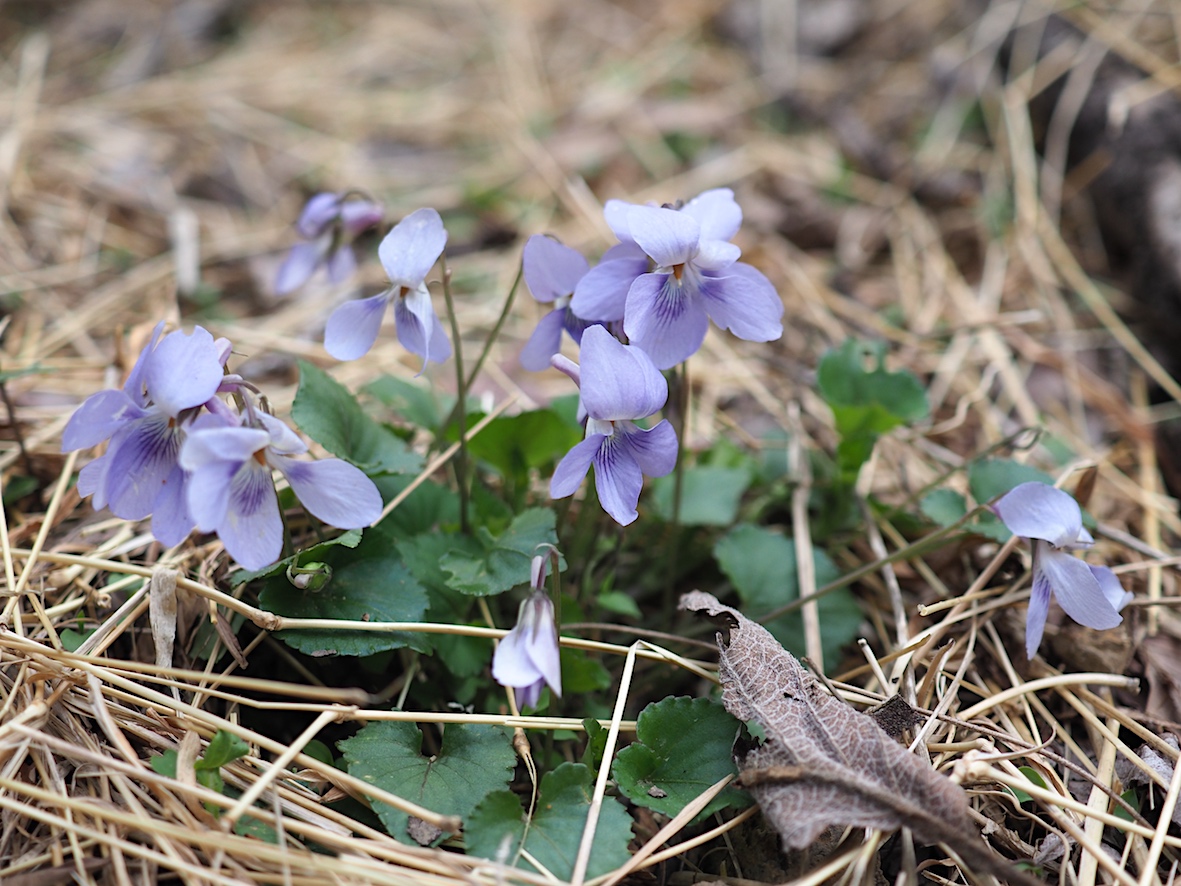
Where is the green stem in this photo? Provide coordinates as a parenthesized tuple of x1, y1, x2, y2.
(439, 255, 470, 535)
(662, 360, 690, 611)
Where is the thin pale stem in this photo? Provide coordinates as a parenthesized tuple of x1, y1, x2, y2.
(438, 254, 470, 534)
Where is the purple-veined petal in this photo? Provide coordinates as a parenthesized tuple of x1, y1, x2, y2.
(62, 389, 145, 452)
(700, 264, 785, 342)
(296, 193, 342, 238)
(694, 239, 741, 271)
(78, 453, 111, 508)
(523, 235, 589, 303)
(1026, 558, 1054, 658)
(104, 414, 184, 520)
(271, 455, 382, 528)
(1037, 544, 1123, 631)
(325, 245, 357, 284)
(325, 292, 391, 361)
(551, 434, 605, 499)
(578, 325, 668, 420)
(492, 625, 544, 686)
(603, 199, 639, 242)
(680, 188, 742, 242)
(219, 459, 283, 571)
(570, 256, 646, 322)
(275, 241, 326, 295)
(257, 412, 308, 456)
(394, 286, 452, 372)
(123, 321, 166, 406)
(618, 420, 678, 478)
(1091, 564, 1133, 612)
(592, 433, 645, 526)
(179, 424, 270, 472)
(993, 482, 1084, 548)
(339, 199, 383, 235)
(628, 205, 701, 268)
(623, 272, 710, 370)
(150, 463, 193, 547)
(146, 326, 226, 417)
(562, 310, 595, 345)
(520, 309, 569, 372)
(378, 208, 447, 288)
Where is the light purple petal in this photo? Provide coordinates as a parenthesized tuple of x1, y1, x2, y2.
(272, 455, 382, 528)
(257, 412, 307, 456)
(520, 309, 568, 372)
(186, 460, 239, 533)
(179, 425, 269, 472)
(339, 200, 383, 235)
(515, 679, 545, 709)
(123, 321, 166, 406)
(694, 240, 741, 271)
(623, 272, 710, 370)
(78, 453, 111, 508)
(578, 325, 668, 421)
(62, 389, 145, 452)
(700, 264, 785, 342)
(325, 292, 391, 361)
(628, 206, 701, 268)
(550, 354, 580, 387)
(603, 199, 639, 242)
(680, 188, 742, 242)
(551, 435, 604, 499)
(618, 420, 678, 478)
(1038, 544, 1123, 631)
(1026, 561, 1053, 658)
(394, 286, 451, 372)
(492, 626, 544, 686)
(1090, 565, 1133, 612)
(219, 460, 283, 571)
(296, 193, 342, 238)
(993, 482, 1084, 548)
(275, 242, 325, 295)
(570, 256, 646, 323)
(325, 246, 357, 284)
(378, 208, 447, 288)
(146, 327, 226, 417)
(522, 629, 561, 699)
(593, 434, 644, 526)
(150, 463, 193, 547)
(523, 235, 589, 303)
(104, 414, 184, 520)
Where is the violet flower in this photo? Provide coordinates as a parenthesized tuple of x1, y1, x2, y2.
(62, 322, 230, 545)
(275, 192, 383, 295)
(992, 482, 1132, 658)
(550, 325, 678, 525)
(492, 553, 562, 709)
(519, 234, 595, 372)
(569, 199, 652, 323)
(179, 402, 382, 571)
(324, 207, 451, 370)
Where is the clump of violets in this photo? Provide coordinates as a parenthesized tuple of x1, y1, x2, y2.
(324, 207, 451, 370)
(992, 482, 1133, 658)
(519, 234, 594, 372)
(61, 322, 231, 546)
(550, 325, 678, 525)
(275, 192, 383, 295)
(492, 549, 562, 709)
(570, 188, 784, 369)
(63, 324, 382, 571)
(179, 397, 381, 571)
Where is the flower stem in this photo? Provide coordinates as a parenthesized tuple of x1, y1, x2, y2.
(438, 255, 470, 535)
(662, 360, 690, 611)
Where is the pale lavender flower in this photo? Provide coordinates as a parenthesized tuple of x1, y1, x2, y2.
(62, 322, 230, 545)
(550, 325, 678, 525)
(324, 207, 451, 371)
(519, 235, 594, 371)
(275, 192, 383, 294)
(179, 402, 382, 570)
(568, 199, 651, 323)
(492, 553, 562, 708)
(992, 482, 1133, 658)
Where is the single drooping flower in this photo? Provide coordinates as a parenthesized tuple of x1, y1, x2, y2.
(275, 192, 383, 294)
(492, 552, 562, 709)
(324, 207, 451, 370)
(992, 482, 1133, 658)
(571, 189, 784, 369)
(519, 234, 595, 372)
(550, 325, 678, 525)
(179, 399, 382, 570)
(62, 322, 230, 545)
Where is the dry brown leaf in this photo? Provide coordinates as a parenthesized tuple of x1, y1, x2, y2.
(680, 591, 1041, 886)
